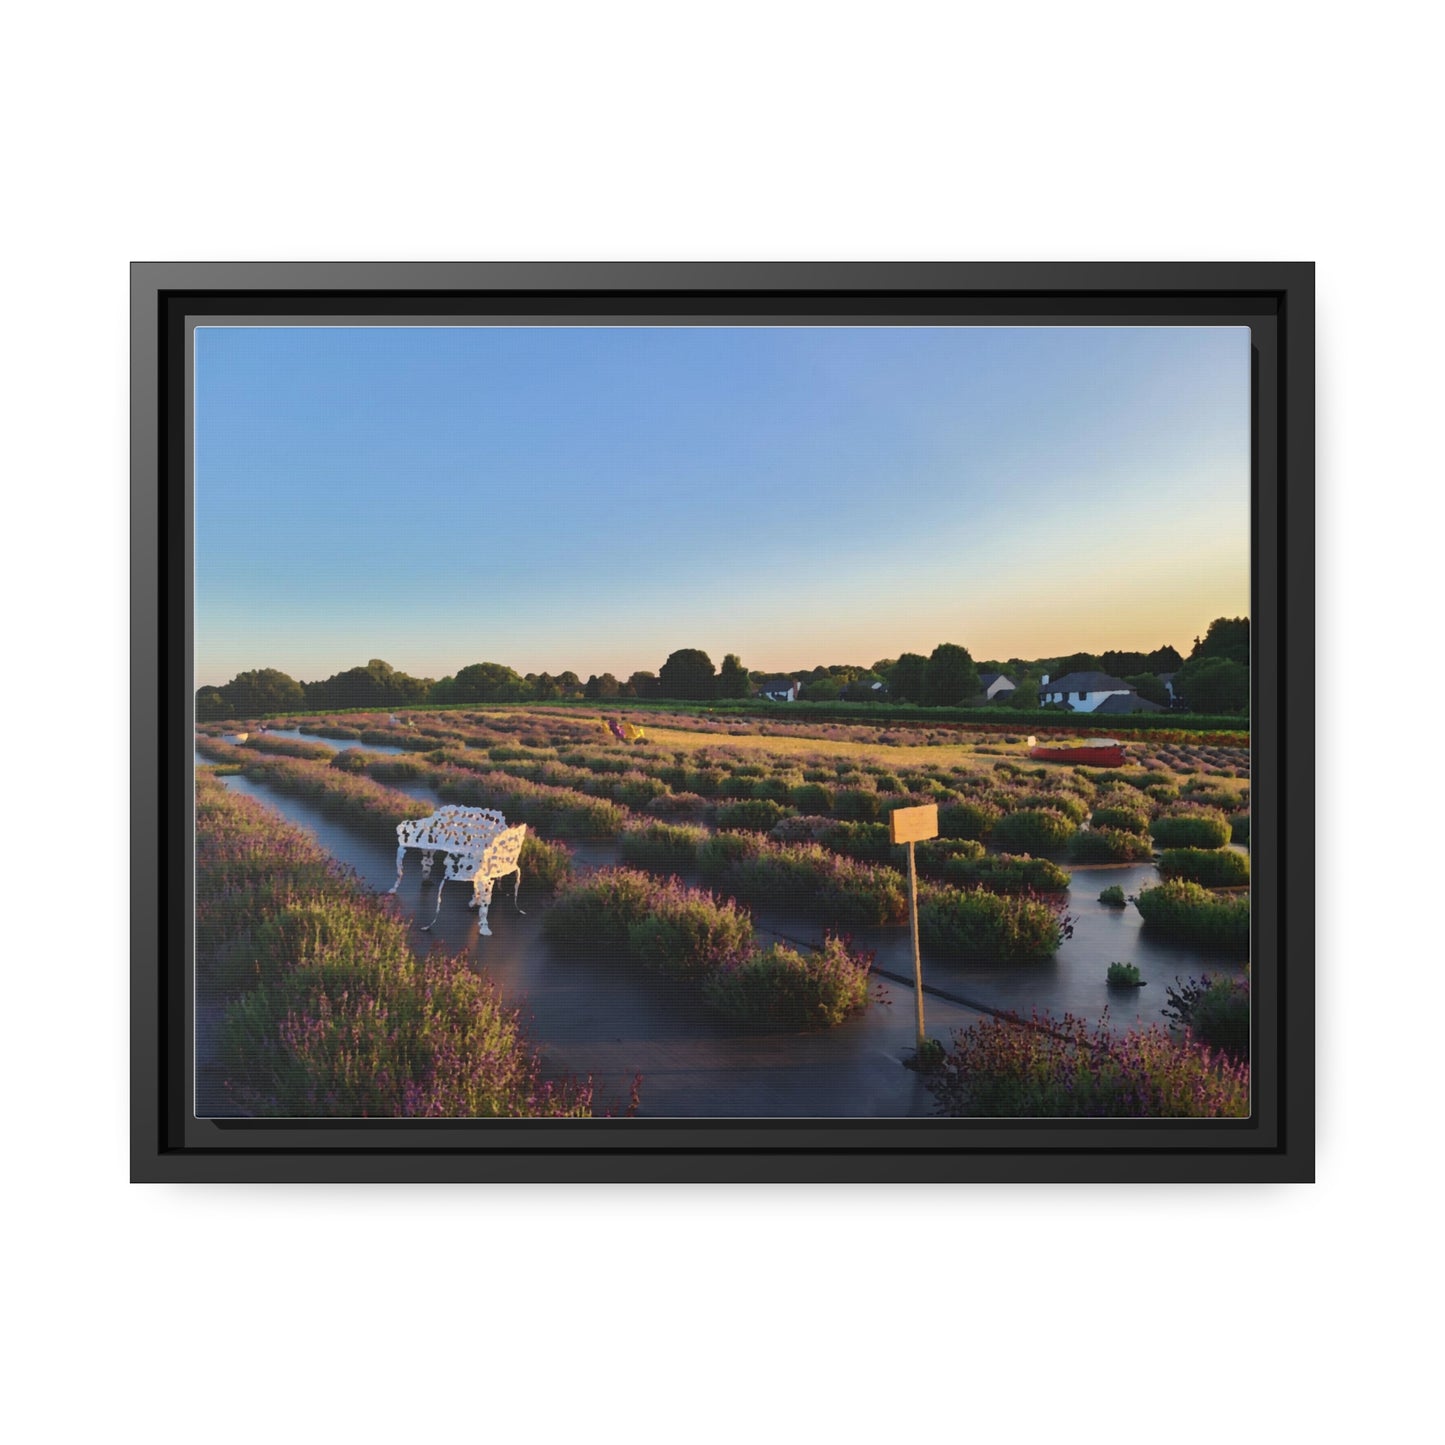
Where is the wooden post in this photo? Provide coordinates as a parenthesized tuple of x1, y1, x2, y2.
(889, 803, 939, 1052)
(907, 839, 925, 1047)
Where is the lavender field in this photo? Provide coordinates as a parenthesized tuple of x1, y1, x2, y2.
(195, 706, 1251, 1119)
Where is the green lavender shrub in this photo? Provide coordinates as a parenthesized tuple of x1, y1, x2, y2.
(1157, 848, 1250, 887)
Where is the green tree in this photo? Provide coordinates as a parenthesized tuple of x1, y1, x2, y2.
(922, 643, 980, 707)
(1189, 617, 1250, 666)
(1101, 651, 1149, 677)
(223, 667, 306, 716)
(1174, 617, 1250, 712)
(627, 671, 657, 699)
(800, 677, 843, 701)
(1125, 673, 1170, 706)
(450, 661, 524, 703)
(1056, 652, 1101, 677)
(717, 654, 750, 698)
(304, 667, 366, 708)
(840, 673, 886, 701)
(658, 648, 716, 700)
(1007, 675, 1040, 710)
(305, 659, 430, 710)
(363, 658, 430, 704)
(889, 652, 928, 703)
(195, 687, 231, 722)
(1180, 657, 1248, 713)
(1147, 643, 1184, 673)
(584, 672, 621, 699)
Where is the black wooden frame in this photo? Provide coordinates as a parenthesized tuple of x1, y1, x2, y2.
(131, 262, 1314, 1182)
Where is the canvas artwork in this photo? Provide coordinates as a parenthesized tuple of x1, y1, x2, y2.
(193, 322, 1251, 1122)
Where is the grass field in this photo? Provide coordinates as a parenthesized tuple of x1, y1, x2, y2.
(627, 722, 1251, 794)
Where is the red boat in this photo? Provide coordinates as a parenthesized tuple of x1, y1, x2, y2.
(1027, 737, 1126, 767)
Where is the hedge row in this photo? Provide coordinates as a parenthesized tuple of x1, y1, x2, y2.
(483, 696, 1251, 739)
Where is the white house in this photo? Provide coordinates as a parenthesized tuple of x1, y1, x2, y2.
(756, 677, 801, 702)
(978, 672, 1017, 702)
(1038, 670, 1135, 713)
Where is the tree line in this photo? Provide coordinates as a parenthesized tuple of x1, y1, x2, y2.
(195, 619, 1248, 721)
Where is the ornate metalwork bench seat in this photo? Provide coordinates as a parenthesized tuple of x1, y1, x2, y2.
(387, 805, 528, 935)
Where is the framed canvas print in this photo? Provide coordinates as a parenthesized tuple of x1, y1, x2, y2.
(131, 262, 1314, 1181)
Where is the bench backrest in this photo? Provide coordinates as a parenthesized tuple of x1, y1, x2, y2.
(480, 823, 527, 876)
(396, 805, 508, 860)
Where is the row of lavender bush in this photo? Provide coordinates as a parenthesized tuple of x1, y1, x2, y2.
(195, 774, 614, 1118)
(925, 1007, 1249, 1117)
(250, 708, 1252, 840)
(1134, 879, 1250, 948)
(768, 816, 1072, 893)
(542, 868, 872, 1028)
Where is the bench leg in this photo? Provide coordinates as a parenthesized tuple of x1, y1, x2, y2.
(475, 877, 496, 937)
(420, 874, 446, 931)
(513, 866, 524, 915)
(387, 846, 406, 895)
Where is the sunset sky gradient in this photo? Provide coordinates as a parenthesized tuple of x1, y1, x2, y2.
(195, 324, 1249, 687)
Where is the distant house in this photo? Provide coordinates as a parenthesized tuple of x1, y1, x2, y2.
(756, 677, 801, 702)
(1038, 671, 1135, 713)
(978, 672, 1017, 702)
(1093, 691, 1166, 715)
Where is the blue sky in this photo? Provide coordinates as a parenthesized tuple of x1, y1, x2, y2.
(194, 324, 1249, 686)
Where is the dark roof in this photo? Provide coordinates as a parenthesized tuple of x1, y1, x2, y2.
(756, 677, 798, 691)
(979, 673, 1016, 689)
(1040, 671, 1131, 694)
(1094, 692, 1166, 714)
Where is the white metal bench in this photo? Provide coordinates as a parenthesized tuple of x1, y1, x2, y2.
(387, 805, 528, 935)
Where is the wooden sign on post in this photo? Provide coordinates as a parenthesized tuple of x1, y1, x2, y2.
(889, 804, 938, 1052)
(889, 803, 939, 845)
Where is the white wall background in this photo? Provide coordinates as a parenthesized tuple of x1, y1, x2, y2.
(0, 3, 1430, 1441)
